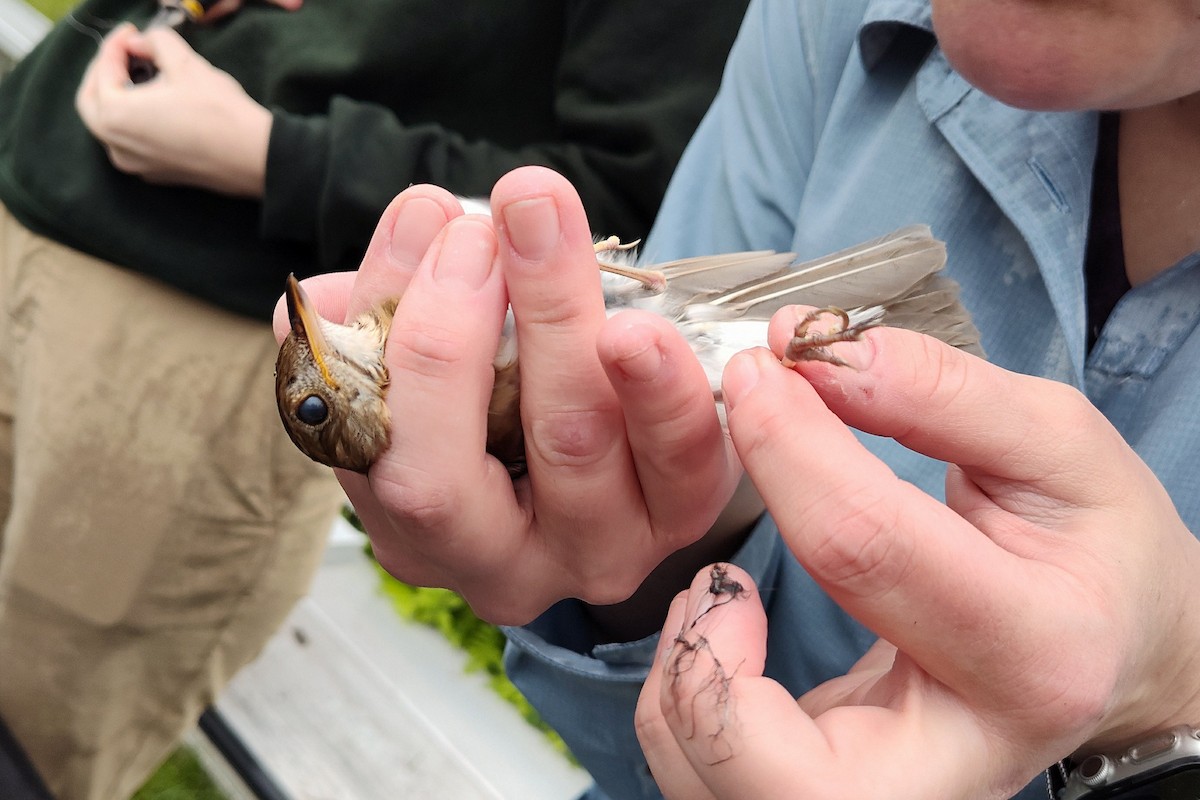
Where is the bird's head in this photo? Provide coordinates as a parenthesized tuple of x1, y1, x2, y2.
(275, 275, 392, 473)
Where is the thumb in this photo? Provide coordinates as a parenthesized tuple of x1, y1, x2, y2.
(134, 27, 201, 75)
(637, 564, 816, 799)
(81, 22, 140, 89)
(638, 563, 998, 799)
(271, 272, 357, 345)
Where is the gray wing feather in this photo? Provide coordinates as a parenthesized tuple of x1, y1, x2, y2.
(640, 225, 983, 356)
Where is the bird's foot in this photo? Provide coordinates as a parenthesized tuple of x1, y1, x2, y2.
(593, 235, 640, 255)
(593, 236, 667, 294)
(782, 307, 877, 368)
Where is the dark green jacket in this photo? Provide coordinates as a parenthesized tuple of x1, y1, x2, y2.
(0, 0, 748, 318)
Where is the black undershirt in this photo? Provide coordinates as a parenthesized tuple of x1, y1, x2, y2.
(1085, 113, 1133, 352)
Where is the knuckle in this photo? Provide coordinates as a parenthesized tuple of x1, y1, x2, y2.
(106, 150, 140, 175)
(1003, 591, 1125, 733)
(576, 572, 645, 607)
(389, 319, 470, 379)
(1025, 382, 1099, 469)
(524, 303, 589, 330)
(567, 550, 647, 605)
(372, 469, 461, 532)
(527, 405, 621, 469)
(554, 535, 662, 606)
(95, 101, 130, 134)
(634, 694, 674, 752)
(639, 385, 718, 455)
(371, 546, 439, 589)
(458, 590, 548, 628)
(82, 107, 113, 139)
(727, 394, 795, 468)
(803, 484, 914, 598)
(909, 333, 973, 423)
(1039, 380, 1095, 430)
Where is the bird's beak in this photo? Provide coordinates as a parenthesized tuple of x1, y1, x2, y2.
(285, 274, 340, 389)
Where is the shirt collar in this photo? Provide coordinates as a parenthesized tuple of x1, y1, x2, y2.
(857, 0, 1096, 381)
(858, 0, 933, 70)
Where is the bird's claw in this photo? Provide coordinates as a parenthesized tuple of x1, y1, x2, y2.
(593, 236, 667, 293)
(782, 307, 876, 368)
(593, 235, 641, 255)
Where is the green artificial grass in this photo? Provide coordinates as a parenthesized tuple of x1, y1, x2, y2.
(133, 747, 227, 800)
(24, 0, 75, 23)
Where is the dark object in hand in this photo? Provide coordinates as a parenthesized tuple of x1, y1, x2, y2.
(128, 0, 221, 84)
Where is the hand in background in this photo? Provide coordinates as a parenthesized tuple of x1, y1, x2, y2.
(75, 24, 271, 197)
(273, 167, 745, 627)
(635, 322, 1200, 799)
(201, 0, 303, 23)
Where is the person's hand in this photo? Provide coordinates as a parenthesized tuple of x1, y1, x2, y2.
(272, 167, 747, 628)
(635, 321, 1200, 799)
(201, 0, 302, 24)
(75, 24, 271, 197)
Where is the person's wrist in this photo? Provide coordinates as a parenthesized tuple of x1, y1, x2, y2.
(227, 100, 271, 197)
(198, 95, 271, 197)
(1080, 532, 1200, 756)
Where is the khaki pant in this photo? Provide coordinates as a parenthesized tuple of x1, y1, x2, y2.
(0, 206, 344, 800)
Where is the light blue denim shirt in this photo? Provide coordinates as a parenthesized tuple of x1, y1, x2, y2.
(504, 1, 1200, 798)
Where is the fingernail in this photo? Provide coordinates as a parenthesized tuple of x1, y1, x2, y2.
(432, 218, 495, 290)
(501, 196, 560, 261)
(390, 197, 450, 269)
(721, 352, 761, 411)
(609, 322, 663, 383)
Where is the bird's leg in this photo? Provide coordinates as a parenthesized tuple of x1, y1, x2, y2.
(593, 236, 667, 294)
(782, 307, 878, 368)
(594, 235, 637, 254)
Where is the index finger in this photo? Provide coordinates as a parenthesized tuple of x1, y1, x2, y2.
(134, 28, 198, 75)
(77, 23, 138, 107)
(490, 168, 645, 520)
(720, 347, 1034, 692)
(765, 308, 1138, 506)
(269, 186, 461, 339)
(344, 186, 464, 321)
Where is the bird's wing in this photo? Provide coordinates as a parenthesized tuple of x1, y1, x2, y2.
(707, 225, 946, 315)
(654, 225, 983, 357)
(870, 273, 984, 356)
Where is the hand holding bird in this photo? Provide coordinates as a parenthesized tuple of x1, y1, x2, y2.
(276, 207, 980, 476)
(270, 167, 979, 625)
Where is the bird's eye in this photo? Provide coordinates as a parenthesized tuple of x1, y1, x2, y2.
(296, 395, 329, 426)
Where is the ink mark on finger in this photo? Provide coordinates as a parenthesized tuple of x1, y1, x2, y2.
(663, 564, 750, 766)
(708, 562, 744, 598)
(667, 629, 743, 765)
(690, 562, 747, 629)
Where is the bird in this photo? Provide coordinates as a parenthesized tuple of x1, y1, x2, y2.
(275, 224, 982, 475)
